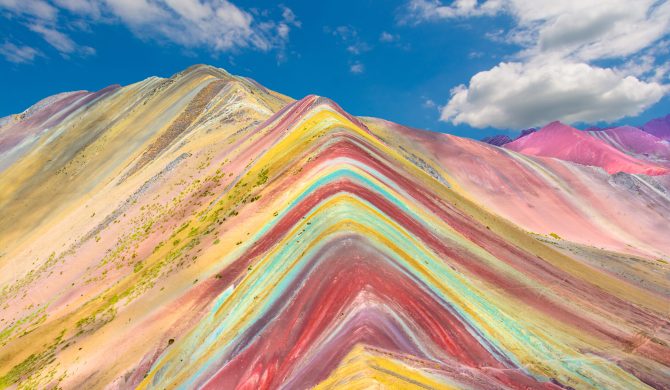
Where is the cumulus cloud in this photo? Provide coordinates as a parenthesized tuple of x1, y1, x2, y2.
(0, 0, 296, 63)
(0, 42, 41, 63)
(404, 0, 670, 128)
(441, 61, 666, 129)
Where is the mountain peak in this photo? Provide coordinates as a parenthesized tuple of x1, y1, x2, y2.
(174, 63, 233, 81)
(505, 120, 669, 175)
(1, 65, 670, 390)
(546, 120, 566, 127)
(541, 120, 576, 133)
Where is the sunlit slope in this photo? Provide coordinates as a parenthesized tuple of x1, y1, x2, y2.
(367, 118, 670, 260)
(0, 64, 290, 254)
(504, 121, 669, 176)
(0, 68, 668, 389)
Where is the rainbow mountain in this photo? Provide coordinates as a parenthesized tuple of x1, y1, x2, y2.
(0, 65, 669, 389)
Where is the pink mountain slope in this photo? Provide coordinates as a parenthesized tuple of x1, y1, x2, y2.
(505, 121, 670, 175)
(587, 125, 670, 166)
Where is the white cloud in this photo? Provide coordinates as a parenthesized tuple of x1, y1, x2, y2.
(329, 25, 358, 42)
(103, 0, 263, 52)
(511, 0, 670, 62)
(441, 61, 666, 129)
(617, 54, 666, 83)
(0, 0, 96, 60)
(405, 0, 670, 62)
(0, 1, 295, 60)
(329, 25, 371, 53)
(654, 63, 670, 83)
(350, 61, 365, 74)
(403, 0, 503, 22)
(0, 42, 40, 63)
(327, 25, 371, 72)
(281, 6, 301, 28)
(102, 0, 165, 25)
(380, 31, 398, 42)
(53, 0, 101, 17)
(274, 7, 301, 62)
(404, 0, 670, 128)
(346, 42, 371, 55)
(0, 0, 58, 20)
(29, 24, 94, 56)
(423, 98, 437, 108)
(277, 23, 290, 39)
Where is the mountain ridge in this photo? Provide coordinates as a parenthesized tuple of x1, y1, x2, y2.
(587, 125, 670, 166)
(505, 121, 670, 175)
(0, 65, 668, 389)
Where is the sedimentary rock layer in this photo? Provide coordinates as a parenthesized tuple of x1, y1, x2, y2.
(0, 65, 668, 389)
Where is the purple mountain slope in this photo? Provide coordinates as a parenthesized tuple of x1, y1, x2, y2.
(516, 128, 537, 140)
(587, 125, 670, 166)
(642, 114, 670, 140)
(481, 128, 536, 146)
(481, 134, 513, 146)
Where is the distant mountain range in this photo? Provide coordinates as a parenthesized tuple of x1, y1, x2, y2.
(482, 117, 670, 175)
(0, 65, 668, 389)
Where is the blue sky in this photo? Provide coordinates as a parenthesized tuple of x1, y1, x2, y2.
(1, 0, 669, 139)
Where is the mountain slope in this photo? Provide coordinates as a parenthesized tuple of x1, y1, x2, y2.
(481, 128, 536, 147)
(0, 86, 120, 171)
(0, 64, 291, 253)
(0, 66, 668, 389)
(587, 125, 670, 166)
(505, 121, 669, 175)
(643, 114, 670, 140)
(480, 134, 512, 146)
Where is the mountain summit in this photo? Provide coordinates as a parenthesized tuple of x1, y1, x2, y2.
(0, 66, 669, 389)
(505, 121, 669, 175)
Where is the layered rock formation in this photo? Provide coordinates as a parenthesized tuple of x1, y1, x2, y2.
(0, 65, 668, 389)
